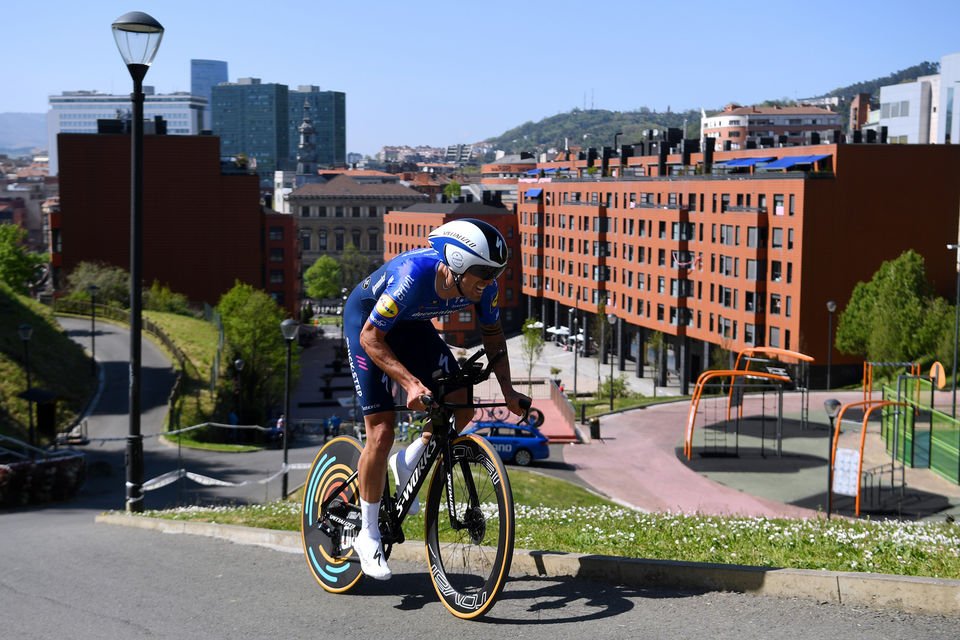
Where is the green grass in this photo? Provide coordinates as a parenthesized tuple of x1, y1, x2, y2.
(137, 467, 960, 579)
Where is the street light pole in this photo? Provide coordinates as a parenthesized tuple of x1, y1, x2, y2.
(823, 398, 841, 519)
(87, 285, 99, 377)
(568, 308, 579, 401)
(948, 244, 960, 418)
(112, 10, 164, 513)
(18, 324, 34, 448)
(826, 300, 836, 391)
(234, 358, 244, 423)
(607, 312, 616, 410)
(280, 318, 300, 498)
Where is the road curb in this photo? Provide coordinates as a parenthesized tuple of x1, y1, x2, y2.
(95, 513, 960, 616)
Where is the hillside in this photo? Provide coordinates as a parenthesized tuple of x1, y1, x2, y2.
(0, 282, 96, 443)
(483, 60, 939, 156)
(0, 113, 47, 155)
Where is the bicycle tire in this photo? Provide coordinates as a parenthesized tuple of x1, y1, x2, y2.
(489, 405, 510, 421)
(301, 436, 365, 593)
(521, 407, 545, 428)
(424, 434, 514, 619)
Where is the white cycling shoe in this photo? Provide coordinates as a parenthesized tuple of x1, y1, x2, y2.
(352, 531, 392, 580)
(389, 451, 420, 515)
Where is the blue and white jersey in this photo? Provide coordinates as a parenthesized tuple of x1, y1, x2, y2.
(350, 248, 500, 332)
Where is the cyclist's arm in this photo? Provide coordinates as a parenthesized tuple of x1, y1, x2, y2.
(359, 321, 432, 411)
(479, 320, 529, 415)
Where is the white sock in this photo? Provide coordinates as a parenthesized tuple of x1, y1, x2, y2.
(359, 498, 380, 538)
(404, 437, 426, 468)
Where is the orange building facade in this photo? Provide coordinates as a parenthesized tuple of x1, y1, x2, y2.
(382, 203, 522, 346)
(518, 142, 960, 388)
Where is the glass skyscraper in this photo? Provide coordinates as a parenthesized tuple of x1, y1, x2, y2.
(190, 59, 228, 130)
(288, 86, 346, 167)
(212, 78, 290, 184)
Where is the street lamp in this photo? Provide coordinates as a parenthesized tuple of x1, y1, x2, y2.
(607, 312, 616, 410)
(340, 287, 348, 348)
(18, 324, 34, 448)
(280, 318, 299, 497)
(948, 243, 960, 418)
(112, 10, 164, 513)
(826, 300, 836, 391)
(234, 358, 244, 422)
(823, 398, 842, 518)
(568, 308, 578, 401)
(87, 284, 99, 377)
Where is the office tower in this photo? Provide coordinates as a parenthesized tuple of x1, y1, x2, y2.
(191, 59, 228, 130)
(288, 86, 346, 167)
(211, 78, 290, 184)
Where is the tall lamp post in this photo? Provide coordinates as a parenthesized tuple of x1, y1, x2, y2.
(607, 313, 616, 410)
(280, 318, 299, 497)
(112, 10, 164, 512)
(568, 308, 578, 401)
(948, 243, 960, 418)
(18, 324, 34, 448)
(234, 358, 244, 422)
(823, 398, 842, 518)
(87, 284, 99, 377)
(826, 300, 836, 391)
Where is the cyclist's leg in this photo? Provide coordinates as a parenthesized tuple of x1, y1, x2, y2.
(357, 411, 395, 502)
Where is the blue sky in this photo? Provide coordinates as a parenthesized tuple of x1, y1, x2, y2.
(5, 1, 959, 156)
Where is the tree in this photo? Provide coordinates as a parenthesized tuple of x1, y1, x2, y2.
(304, 255, 342, 300)
(65, 261, 130, 306)
(217, 281, 298, 425)
(836, 250, 948, 363)
(0, 223, 46, 295)
(339, 243, 369, 290)
(443, 179, 461, 202)
(519, 317, 544, 394)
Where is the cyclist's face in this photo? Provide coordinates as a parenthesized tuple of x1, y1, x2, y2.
(460, 271, 495, 301)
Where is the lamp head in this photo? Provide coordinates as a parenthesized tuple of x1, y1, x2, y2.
(112, 11, 164, 73)
(826, 300, 836, 313)
(280, 318, 299, 342)
(607, 312, 616, 326)
(18, 323, 33, 342)
(823, 398, 842, 418)
(234, 358, 244, 372)
(87, 284, 99, 297)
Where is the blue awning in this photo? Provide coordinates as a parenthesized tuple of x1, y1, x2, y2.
(543, 167, 559, 173)
(524, 168, 540, 175)
(762, 156, 807, 169)
(525, 188, 543, 197)
(805, 154, 831, 163)
(724, 156, 775, 167)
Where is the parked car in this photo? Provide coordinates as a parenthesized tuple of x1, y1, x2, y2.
(463, 422, 550, 466)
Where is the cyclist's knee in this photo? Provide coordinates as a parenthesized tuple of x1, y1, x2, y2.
(364, 414, 395, 454)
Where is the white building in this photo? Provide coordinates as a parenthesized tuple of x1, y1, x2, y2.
(876, 75, 939, 143)
(46, 89, 206, 175)
(936, 52, 960, 144)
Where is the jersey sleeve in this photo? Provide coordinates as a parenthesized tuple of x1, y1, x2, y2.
(477, 281, 501, 326)
(367, 258, 429, 332)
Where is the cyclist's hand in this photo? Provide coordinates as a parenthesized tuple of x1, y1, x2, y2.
(503, 389, 531, 417)
(406, 381, 435, 411)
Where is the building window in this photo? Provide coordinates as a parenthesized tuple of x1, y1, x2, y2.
(300, 231, 311, 251)
(352, 229, 361, 248)
(300, 206, 310, 217)
(771, 260, 782, 282)
(459, 308, 473, 323)
(269, 226, 283, 241)
(368, 206, 378, 217)
(318, 230, 327, 250)
(335, 231, 344, 251)
(335, 206, 344, 218)
(770, 294, 781, 315)
(368, 230, 378, 251)
(352, 206, 361, 217)
(318, 206, 327, 217)
(269, 248, 284, 262)
(769, 326, 780, 348)
(771, 228, 783, 249)
(270, 269, 284, 284)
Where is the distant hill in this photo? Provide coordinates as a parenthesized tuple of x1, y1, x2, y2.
(484, 108, 702, 157)
(483, 61, 939, 156)
(0, 113, 47, 155)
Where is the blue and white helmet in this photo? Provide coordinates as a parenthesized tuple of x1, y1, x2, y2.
(428, 219, 508, 280)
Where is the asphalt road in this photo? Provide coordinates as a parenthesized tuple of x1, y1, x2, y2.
(2, 318, 956, 637)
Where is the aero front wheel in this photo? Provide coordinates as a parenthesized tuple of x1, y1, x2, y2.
(424, 434, 514, 619)
(301, 436, 364, 593)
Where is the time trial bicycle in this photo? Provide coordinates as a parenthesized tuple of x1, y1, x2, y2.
(300, 349, 529, 619)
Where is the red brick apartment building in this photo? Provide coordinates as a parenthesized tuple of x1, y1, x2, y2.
(383, 203, 522, 346)
(519, 142, 960, 389)
(54, 130, 300, 316)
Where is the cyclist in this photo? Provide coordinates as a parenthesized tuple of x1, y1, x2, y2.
(342, 218, 529, 580)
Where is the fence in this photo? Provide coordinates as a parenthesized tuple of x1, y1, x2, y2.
(882, 382, 960, 485)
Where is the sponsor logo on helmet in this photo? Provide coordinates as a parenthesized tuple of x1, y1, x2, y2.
(449, 250, 464, 269)
(375, 294, 399, 318)
(438, 229, 478, 249)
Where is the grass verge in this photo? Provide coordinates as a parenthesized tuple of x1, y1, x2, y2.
(137, 467, 960, 579)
